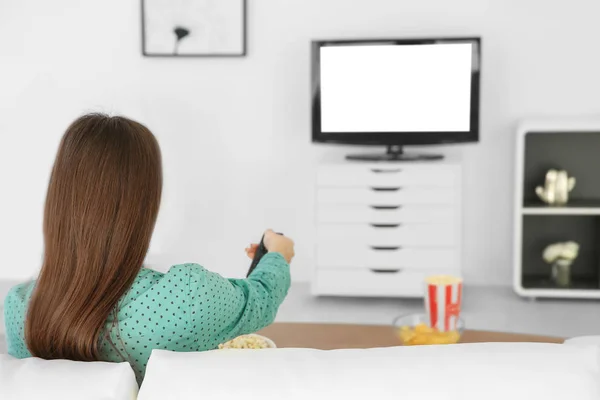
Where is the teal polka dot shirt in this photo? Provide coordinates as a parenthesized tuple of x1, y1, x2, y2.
(3, 253, 290, 385)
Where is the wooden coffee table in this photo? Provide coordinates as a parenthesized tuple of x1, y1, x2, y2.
(258, 323, 564, 349)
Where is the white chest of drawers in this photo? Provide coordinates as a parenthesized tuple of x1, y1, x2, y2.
(312, 159, 462, 298)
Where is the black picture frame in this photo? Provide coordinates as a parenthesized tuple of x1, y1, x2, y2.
(311, 37, 481, 146)
(141, 0, 247, 58)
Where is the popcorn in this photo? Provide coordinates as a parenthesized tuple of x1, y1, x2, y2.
(218, 334, 273, 349)
(397, 323, 461, 345)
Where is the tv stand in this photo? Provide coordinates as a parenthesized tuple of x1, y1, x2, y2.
(312, 155, 462, 297)
(345, 145, 444, 161)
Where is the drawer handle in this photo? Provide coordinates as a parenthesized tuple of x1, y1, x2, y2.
(371, 168, 402, 173)
(370, 246, 402, 251)
(370, 205, 402, 210)
(370, 223, 401, 228)
(370, 269, 402, 274)
(371, 187, 402, 192)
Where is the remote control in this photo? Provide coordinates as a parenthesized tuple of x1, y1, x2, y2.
(247, 232, 283, 277)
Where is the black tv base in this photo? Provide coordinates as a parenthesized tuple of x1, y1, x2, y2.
(345, 145, 444, 161)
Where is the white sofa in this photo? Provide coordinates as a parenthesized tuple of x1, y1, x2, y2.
(1, 340, 599, 400)
(0, 355, 138, 400)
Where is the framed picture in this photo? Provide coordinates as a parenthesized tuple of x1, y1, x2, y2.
(141, 0, 247, 57)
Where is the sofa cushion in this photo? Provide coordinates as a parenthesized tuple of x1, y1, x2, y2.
(139, 343, 600, 400)
(0, 354, 138, 400)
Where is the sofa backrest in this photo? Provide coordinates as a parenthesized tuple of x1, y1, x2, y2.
(139, 343, 600, 400)
(2, 341, 599, 400)
(0, 355, 138, 400)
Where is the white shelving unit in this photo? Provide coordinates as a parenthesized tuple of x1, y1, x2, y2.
(514, 118, 600, 299)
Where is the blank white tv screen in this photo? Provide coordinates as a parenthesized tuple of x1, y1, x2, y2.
(319, 43, 474, 133)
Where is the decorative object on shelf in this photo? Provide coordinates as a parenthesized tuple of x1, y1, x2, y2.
(554, 170, 576, 205)
(542, 241, 580, 287)
(142, 0, 247, 57)
(535, 169, 576, 206)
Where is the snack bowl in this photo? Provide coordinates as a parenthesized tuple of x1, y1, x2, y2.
(393, 313, 464, 346)
(218, 334, 276, 349)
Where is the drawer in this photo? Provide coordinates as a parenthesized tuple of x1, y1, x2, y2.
(317, 245, 458, 270)
(317, 224, 456, 247)
(317, 204, 456, 224)
(318, 165, 458, 188)
(317, 187, 457, 205)
(313, 268, 461, 297)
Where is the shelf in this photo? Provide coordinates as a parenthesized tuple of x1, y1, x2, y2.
(515, 128, 600, 300)
(522, 201, 600, 215)
(517, 287, 600, 299)
(522, 276, 599, 291)
(520, 276, 600, 299)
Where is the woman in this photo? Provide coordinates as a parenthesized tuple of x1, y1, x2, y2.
(3, 114, 293, 384)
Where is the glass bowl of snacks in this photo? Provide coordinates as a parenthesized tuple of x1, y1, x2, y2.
(218, 334, 276, 349)
(393, 313, 464, 346)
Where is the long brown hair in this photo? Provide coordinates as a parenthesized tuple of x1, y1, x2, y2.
(26, 113, 162, 361)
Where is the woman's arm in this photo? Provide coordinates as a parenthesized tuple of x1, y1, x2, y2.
(186, 252, 291, 349)
(228, 252, 291, 332)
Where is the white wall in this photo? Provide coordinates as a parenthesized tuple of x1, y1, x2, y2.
(1, 0, 600, 285)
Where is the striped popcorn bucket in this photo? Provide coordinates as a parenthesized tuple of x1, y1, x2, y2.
(425, 275, 463, 332)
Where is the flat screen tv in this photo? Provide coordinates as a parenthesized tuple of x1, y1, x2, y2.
(311, 37, 481, 161)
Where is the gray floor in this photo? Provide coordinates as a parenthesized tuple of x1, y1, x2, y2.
(2, 281, 600, 353)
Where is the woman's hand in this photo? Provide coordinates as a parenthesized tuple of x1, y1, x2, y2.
(245, 230, 295, 264)
(245, 244, 259, 259)
(263, 229, 294, 263)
